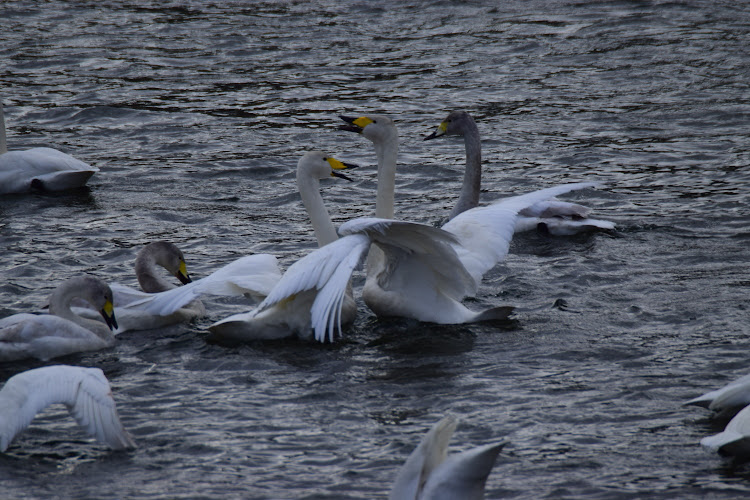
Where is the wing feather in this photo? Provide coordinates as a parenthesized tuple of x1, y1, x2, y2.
(123, 254, 281, 316)
(340, 218, 476, 300)
(0, 366, 134, 451)
(444, 182, 602, 284)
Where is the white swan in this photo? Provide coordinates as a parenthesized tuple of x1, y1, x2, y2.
(0, 102, 98, 194)
(701, 404, 750, 457)
(389, 415, 504, 500)
(685, 372, 750, 415)
(423, 110, 615, 234)
(0, 365, 135, 451)
(77, 241, 281, 333)
(0, 275, 118, 362)
(333, 114, 603, 330)
(208, 152, 359, 341)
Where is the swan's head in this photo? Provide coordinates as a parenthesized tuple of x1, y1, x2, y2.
(297, 151, 357, 183)
(77, 275, 119, 331)
(339, 115, 397, 145)
(424, 110, 477, 140)
(138, 241, 192, 287)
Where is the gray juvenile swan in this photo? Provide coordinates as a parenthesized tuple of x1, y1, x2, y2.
(424, 110, 615, 235)
(0, 365, 135, 451)
(389, 415, 504, 500)
(0, 102, 98, 194)
(0, 275, 118, 361)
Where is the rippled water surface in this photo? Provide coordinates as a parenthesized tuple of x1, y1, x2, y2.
(1, 1, 749, 498)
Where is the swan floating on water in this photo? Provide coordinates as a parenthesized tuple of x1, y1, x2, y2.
(208, 152, 358, 341)
(389, 415, 504, 500)
(0, 102, 99, 194)
(0, 275, 118, 362)
(76, 241, 281, 333)
(423, 110, 615, 235)
(0, 365, 135, 451)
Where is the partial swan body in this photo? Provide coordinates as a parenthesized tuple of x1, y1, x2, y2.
(0, 365, 135, 451)
(77, 241, 282, 333)
(389, 415, 504, 500)
(423, 110, 615, 235)
(208, 152, 358, 341)
(0, 103, 98, 194)
(685, 372, 750, 415)
(0, 275, 118, 362)
(701, 404, 750, 457)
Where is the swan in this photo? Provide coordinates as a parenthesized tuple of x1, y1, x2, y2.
(423, 110, 615, 234)
(0, 275, 118, 362)
(389, 415, 504, 500)
(208, 152, 360, 341)
(76, 241, 282, 333)
(0, 365, 135, 451)
(701, 404, 750, 457)
(332, 114, 603, 331)
(0, 102, 99, 194)
(685, 372, 750, 415)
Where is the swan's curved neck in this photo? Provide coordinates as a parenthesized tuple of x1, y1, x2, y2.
(0, 103, 7, 155)
(374, 133, 398, 219)
(298, 175, 338, 247)
(450, 123, 482, 219)
(135, 257, 175, 293)
(47, 281, 111, 339)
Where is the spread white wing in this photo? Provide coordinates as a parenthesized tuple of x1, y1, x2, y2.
(444, 182, 602, 286)
(123, 254, 281, 316)
(0, 365, 135, 451)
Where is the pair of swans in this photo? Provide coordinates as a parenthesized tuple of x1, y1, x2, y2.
(685, 372, 750, 457)
(210, 113, 610, 342)
(0, 103, 98, 194)
(0, 242, 281, 361)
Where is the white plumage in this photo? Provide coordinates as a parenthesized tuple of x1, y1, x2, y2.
(208, 152, 358, 341)
(389, 415, 504, 500)
(684, 372, 750, 414)
(73, 242, 281, 333)
(0, 103, 98, 194)
(701, 404, 750, 457)
(0, 365, 135, 451)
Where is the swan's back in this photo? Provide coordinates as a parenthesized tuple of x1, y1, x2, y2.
(0, 147, 97, 194)
(0, 365, 135, 451)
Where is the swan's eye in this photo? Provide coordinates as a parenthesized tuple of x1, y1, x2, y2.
(322, 157, 328, 161)
(372, 120, 377, 124)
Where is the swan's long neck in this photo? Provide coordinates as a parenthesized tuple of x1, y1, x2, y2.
(298, 175, 338, 247)
(0, 103, 7, 155)
(135, 256, 175, 293)
(47, 280, 112, 339)
(449, 123, 482, 220)
(374, 133, 398, 219)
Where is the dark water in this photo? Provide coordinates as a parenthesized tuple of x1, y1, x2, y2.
(1, 1, 749, 498)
